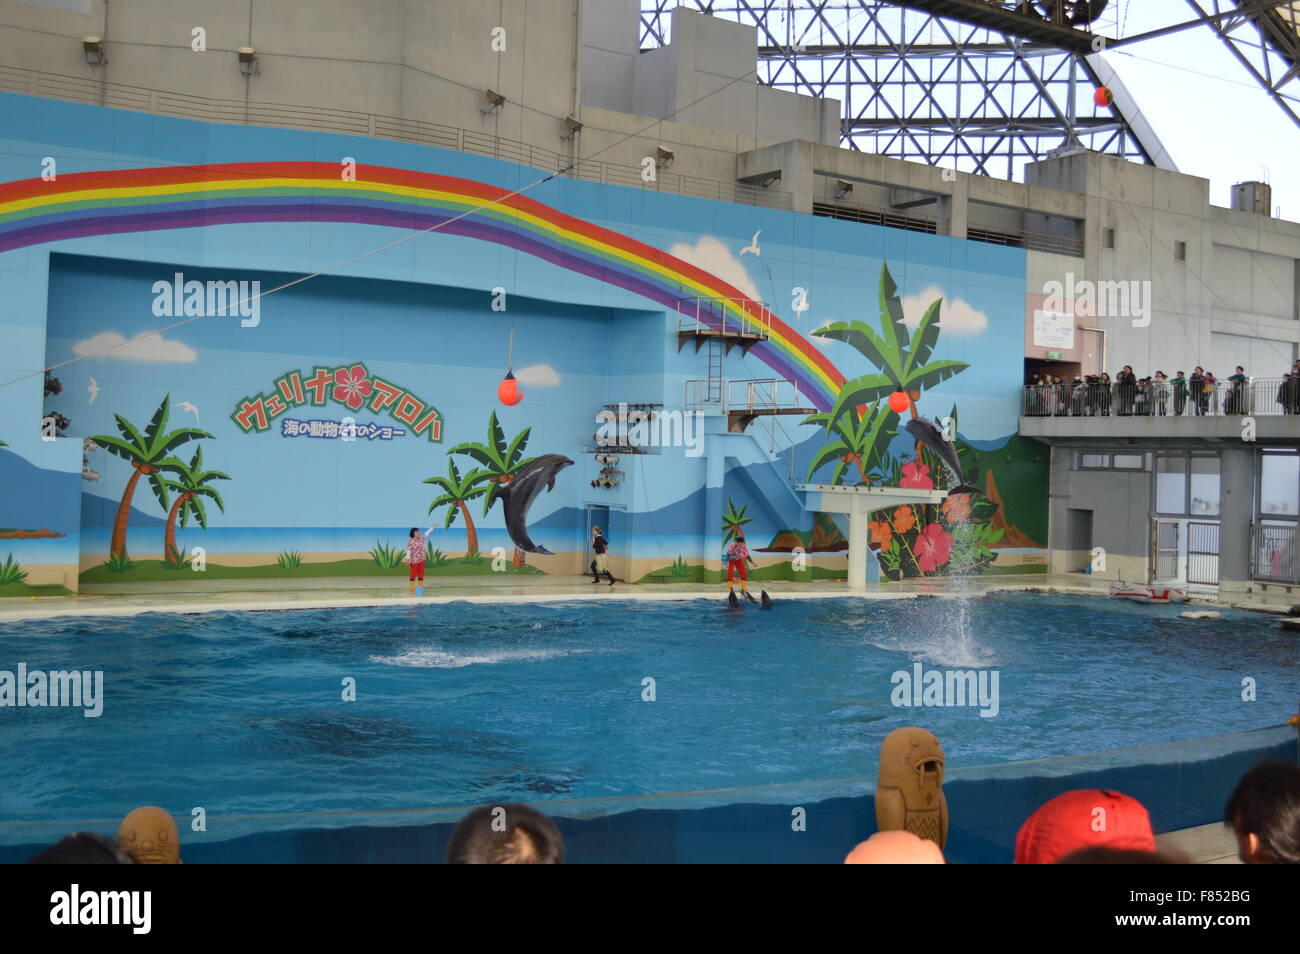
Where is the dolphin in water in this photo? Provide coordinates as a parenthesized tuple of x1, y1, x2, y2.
(904, 418, 980, 496)
(497, 454, 574, 554)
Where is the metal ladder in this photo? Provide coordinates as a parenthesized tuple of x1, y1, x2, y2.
(705, 338, 724, 404)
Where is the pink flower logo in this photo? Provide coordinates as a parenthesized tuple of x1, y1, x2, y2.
(900, 460, 934, 489)
(333, 364, 373, 411)
(914, 523, 953, 573)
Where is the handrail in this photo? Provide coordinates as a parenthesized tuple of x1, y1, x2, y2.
(674, 295, 772, 338)
(0, 64, 792, 211)
(1021, 377, 1300, 418)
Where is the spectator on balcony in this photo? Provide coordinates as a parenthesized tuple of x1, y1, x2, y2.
(1115, 365, 1137, 415)
(1152, 372, 1169, 416)
(1098, 372, 1112, 416)
(1133, 377, 1150, 416)
(1278, 374, 1299, 415)
(1071, 374, 1086, 416)
(1200, 370, 1217, 415)
(1225, 366, 1248, 415)
(1190, 367, 1206, 415)
(1171, 371, 1188, 416)
(1054, 375, 1070, 416)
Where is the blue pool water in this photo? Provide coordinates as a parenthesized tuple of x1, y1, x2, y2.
(0, 593, 1295, 834)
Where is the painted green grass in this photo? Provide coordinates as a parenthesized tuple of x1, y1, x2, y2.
(0, 582, 74, 598)
(638, 561, 847, 584)
(79, 555, 546, 584)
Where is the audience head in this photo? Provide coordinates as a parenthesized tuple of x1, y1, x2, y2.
(446, 803, 565, 864)
(28, 832, 132, 864)
(1224, 761, 1300, 864)
(844, 830, 945, 864)
(118, 805, 182, 864)
(1015, 789, 1155, 864)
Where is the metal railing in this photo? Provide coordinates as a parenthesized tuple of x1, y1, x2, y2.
(1251, 522, 1300, 584)
(674, 296, 772, 339)
(1021, 378, 1297, 418)
(726, 377, 805, 414)
(0, 64, 792, 211)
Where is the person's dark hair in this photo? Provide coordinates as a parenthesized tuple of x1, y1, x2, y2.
(409, 527, 419, 538)
(446, 803, 564, 864)
(1057, 846, 1185, 864)
(1224, 761, 1300, 864)
(28, 832, 132, 864)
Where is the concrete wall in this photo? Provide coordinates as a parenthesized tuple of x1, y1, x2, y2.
(1025, 151, 1300, 384)
(1047, 448, 1151, 580)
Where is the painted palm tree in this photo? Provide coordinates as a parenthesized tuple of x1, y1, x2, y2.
(160, 446, 229, 565)
(424, 457, 488, 558)
(802, 402, 898, 485)
(93, 395, 212, 559)
(814, 262, 969, 461)
(722, 498, 753, 544)
(449, 411, 536, 567)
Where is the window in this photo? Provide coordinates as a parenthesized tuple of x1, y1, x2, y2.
(1076, 452, 1147, 471)
(1101, 227, 1115, 249)
(1175, 241, 1186, 261)
(1260, 452, 1299, 517)
(1156, 455, 1187, 514)
(1189, 456, 1220, 516)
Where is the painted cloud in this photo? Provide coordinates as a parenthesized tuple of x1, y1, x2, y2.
(900, 287, 988, 335)
(666, 235, 762, 303)
(515, 363, 561, 388)
(72, 331, 198, 363)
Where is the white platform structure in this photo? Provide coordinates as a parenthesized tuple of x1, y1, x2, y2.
(797, 484, 951, 590)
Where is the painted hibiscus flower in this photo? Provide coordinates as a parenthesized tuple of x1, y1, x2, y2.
(333, 364, 373, 411)
(869, 519, 892, 551)
(914, 522, 953, 573)
(900, 460, 934, 489)
(942, 493, 972, 522)
(891, 505, 916, 534)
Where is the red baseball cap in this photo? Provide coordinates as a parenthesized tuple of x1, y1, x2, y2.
(1015, 789, 1156, 864)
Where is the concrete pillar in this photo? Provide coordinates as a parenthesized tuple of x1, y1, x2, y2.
(847, 507, 867, 591)
(946, 173, 969, 240)
(703, 432, 726, 579)
(1218, 445, 1254, 587)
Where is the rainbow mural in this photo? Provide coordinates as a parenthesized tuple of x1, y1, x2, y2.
(0, 162, 846, 410)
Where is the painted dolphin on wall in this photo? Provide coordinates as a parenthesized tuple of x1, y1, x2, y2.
(904, 418, 980, 496)
(497, 454, 574, 554)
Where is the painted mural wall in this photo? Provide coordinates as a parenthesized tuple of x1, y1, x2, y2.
(0, 92, 1046, 592)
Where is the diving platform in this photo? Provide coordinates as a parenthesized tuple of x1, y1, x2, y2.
(797, 483, 951, 591)
(728, 405, 817, 433)
(674, 296, 770, 356)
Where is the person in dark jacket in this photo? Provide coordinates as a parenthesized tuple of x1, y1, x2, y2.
(1226, 366, 1247, 415)
(1115, 366, 1137, 415)
(590, 525, 615, 585)
(1190, 367, 1205, 416)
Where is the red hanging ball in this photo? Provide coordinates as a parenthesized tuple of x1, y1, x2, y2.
(888, 390, 910, 414)
(498, 372, 523, 407)
(1093, 86, 1113, 107)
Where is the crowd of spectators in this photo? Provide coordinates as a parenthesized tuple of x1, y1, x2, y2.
(24, 760, 1299, 864)
(1025, 361, 1300, 417)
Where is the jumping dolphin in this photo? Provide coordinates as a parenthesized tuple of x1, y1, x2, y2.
(497, 454, 574, 554)
(904, 418, 980, 496)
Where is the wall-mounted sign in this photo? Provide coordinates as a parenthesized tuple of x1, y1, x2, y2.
(1046, 350, 1064, 360)
(231, 362, 442, 440)
(1032, 310, 1074, 351)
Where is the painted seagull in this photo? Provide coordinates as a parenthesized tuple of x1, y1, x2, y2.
(178, 400, 200, 425)
(497, 454, 574, 554)
(904, 417, 980, 496)
(87, 377, 99, 405)
(740, 230, 762, 256)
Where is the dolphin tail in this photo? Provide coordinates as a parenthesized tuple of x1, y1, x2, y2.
(949, 483, 981, 496)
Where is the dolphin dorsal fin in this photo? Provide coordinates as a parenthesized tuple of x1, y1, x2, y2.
(547, 475, 556, 492)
